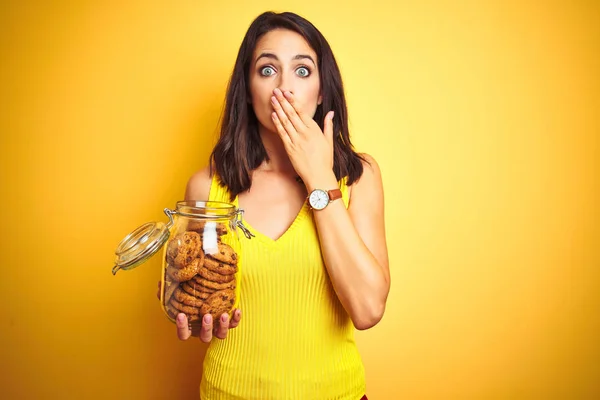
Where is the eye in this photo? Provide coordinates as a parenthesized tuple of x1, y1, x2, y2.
(260, 66, 276, 77)
(296, 67, 310, 77)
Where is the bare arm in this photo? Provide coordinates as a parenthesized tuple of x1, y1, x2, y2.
(268, 89, 390, 330)
(184, 166, 212, 201)
(307, 154, 390, 330)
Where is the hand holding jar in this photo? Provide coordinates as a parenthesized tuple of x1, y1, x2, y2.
(113, 201, 253, 343)
(157, 281, 242, 342)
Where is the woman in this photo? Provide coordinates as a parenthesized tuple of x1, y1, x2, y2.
(176, 11, 390, 399)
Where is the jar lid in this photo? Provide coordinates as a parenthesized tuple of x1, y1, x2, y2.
(112, 220, 171, 275)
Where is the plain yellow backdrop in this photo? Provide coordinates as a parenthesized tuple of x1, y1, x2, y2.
(1, 1, 598, 399)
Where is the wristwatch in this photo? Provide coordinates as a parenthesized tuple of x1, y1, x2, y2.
(307, 188, 342, 210)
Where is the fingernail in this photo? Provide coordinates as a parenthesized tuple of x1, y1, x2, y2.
(235, 309, 241, 318)
(283, 90, 292, 98)
(177, 314, 185, 323)
(203, 314, 211, 324)
(273, 88, 281, 95)
(221, 314, 228, 323)
(271, 96, 277, 103)
(329, 111, 335, 120)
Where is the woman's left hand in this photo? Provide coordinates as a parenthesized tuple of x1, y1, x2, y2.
(271, 88, 335, 186)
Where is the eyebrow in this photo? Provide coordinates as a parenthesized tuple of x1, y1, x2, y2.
(255, 52, 316, 66)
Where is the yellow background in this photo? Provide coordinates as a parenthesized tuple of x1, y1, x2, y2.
(1, 1, 598, 399)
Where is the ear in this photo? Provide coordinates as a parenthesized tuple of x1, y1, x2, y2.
(317, 94, 322, 105)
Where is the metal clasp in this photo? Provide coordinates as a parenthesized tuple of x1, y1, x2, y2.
(235, 209, 254, 239)
(164, 207, 176, 228)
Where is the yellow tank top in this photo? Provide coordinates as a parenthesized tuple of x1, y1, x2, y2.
(200, 174, 365, 399)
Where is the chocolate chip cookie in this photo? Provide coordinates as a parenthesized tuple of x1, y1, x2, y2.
(197, 263, 235, 283)
(166, 254, 202, 282)
(165, 303, 179, 319)
(181, 281, 212, 300)
(193, 276, 236, 291)
(170, 298, 200, 315)
(199, 289, 235, 317)
(205, 242, 237, 264)
(166, 231, 202, 268)
(163, 279, 178, 303)
(187, 221, 228, 237)
(174, 287, 204, 308)
(189, 277, 218, 293)
(204, 255, 238, 275)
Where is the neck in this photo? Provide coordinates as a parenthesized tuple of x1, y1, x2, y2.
(258, 127, 296, 175)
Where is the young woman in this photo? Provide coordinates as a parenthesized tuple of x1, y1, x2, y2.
(175, 11, 389, 399)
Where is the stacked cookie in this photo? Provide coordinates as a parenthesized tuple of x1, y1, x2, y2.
(162, 223, 238, 323)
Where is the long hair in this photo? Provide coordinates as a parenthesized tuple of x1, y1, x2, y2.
(210, 11, 365, 200)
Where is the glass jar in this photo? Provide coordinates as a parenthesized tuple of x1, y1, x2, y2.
(112, 201, 253, 326)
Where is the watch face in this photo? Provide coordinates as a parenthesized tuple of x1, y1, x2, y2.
(309, 189, 329, 210)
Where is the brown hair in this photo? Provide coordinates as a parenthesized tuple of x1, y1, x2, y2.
(210, 11, 365, 200)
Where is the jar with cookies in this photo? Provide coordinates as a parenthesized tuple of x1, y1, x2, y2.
(112, 200, 253, 327)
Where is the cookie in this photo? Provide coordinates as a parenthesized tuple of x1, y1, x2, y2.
(204, 255, 238, 275)
(166, 231, 202, 268)
(199, 289, 235, 317)
(163, 279, 178, 303)
(166, 255, 202, 282)
(189, 277, 217, 293)
(167, 295, 200, 323)
(188, 314, 201, 323)
(174, 287, 204, 308)
(170, 298, 200, 315)
(181, 282, 212, 300)
(165, 303, 179, 319)
(197, 263, 235, 283)
(205, 242, 237, 264)
(187, 220, 228, 236)
(193, 276, 236, 291)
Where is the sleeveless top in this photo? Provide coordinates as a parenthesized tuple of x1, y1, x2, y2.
(200, 174, 366, 399)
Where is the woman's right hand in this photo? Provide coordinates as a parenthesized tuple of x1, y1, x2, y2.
(176, 309, 242, 342)
(157, 281, 242, 343)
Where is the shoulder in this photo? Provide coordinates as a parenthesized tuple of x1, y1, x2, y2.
(358, 153, 381, 178)
(184, 166, 213, 201)
(348, 153, 383, 196)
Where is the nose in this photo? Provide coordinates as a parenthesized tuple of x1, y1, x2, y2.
(276, 71, 294, 95)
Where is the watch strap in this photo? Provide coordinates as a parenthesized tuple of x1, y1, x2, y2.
(328, 188, 342, 202)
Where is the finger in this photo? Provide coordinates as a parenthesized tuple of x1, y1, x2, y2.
(282, 90, 310, 125)
(214, 313, 230, 340)
(199, 313, 213, 343)
(229, 309, 242, 329)
(176, 313, 192, 341)
(271, 95, 299, 138)
(323, 111, 335, 146)
(275, 89, 305, 132)
(271, 112, 294, 146)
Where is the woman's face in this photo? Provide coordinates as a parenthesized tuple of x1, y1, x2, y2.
(249, 29, 322, 134)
